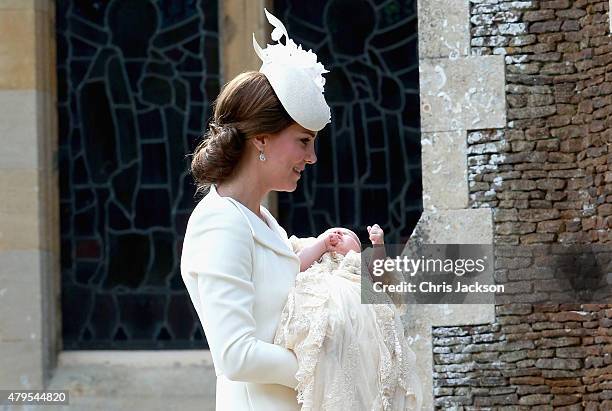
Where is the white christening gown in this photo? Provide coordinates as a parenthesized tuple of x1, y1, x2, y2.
(274, 236, 422, 411)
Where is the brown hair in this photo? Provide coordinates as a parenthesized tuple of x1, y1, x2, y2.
(191, 71, 294, 193)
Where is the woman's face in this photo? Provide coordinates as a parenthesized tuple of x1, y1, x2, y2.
(264, 123, 318, 192)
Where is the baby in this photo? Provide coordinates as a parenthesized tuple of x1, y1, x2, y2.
(274, 224, 422, 411)
(296, 224, 383, 272)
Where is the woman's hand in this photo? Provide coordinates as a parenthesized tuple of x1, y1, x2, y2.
(367, 224, 384, 245)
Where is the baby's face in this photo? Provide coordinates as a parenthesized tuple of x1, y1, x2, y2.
(329, 227, 361, 255)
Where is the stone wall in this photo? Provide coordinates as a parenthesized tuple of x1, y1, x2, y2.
(465, 0, 612, 300)
(433, 303, 612, 409)
(0, 0, 60, 388)
(431, 0, 612, 408)
(467, 0, 611, 246)
(494, 244, 612, 305)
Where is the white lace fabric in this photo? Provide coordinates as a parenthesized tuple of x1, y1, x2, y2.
(274, 236, 422, 411)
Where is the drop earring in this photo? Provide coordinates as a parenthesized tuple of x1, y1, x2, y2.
(259, 151, 266, 161)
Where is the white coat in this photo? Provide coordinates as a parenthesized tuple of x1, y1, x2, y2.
(181, 185, 301, 410)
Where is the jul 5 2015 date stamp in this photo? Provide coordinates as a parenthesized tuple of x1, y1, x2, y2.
(0, 390, 69, 406)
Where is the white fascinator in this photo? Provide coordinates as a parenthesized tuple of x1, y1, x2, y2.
(253, 9, 331, 132)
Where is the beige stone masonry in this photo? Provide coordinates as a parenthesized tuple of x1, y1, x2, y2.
(420, 56, 506, 133)
(48, 351, 216, 410)
(219, 0, 278, 215)
(0, 0, 51, 12)
(414, 208, 494, 244)
(0, 8, 55, 92)
(422, 130, 469, 210)
(418, 0, 470, 59)
(407, 0, 505, 408)
(220, 0, 273, 81)
(0, 170, 41, 250)
(0, 0, 59, 389)
(404, 208, 495, 409)
(0, 91, 41, 169)
(0, 250, 44, 342)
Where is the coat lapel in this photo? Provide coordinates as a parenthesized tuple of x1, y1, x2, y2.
(208, 186, 299, 261)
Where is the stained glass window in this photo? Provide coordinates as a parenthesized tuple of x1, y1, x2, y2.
(56, 0, 218, 349)
(275, 0, 422, 244)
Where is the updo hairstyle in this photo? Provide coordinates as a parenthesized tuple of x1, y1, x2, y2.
(191, 71, 294, 193)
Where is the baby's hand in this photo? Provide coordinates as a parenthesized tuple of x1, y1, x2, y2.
(367, 224, 384, 245)
(323, 232, 341, 252)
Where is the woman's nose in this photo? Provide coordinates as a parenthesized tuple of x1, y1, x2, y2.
(305, 144, 317, 164)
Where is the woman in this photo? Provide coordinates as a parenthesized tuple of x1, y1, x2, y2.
(180, 9, 331, 410)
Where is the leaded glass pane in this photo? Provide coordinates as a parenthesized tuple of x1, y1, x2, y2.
(56, 0, 219, 349)
(276, 0, 422, 245)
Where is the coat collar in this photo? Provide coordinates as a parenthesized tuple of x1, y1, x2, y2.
(208, 185, 298, 261)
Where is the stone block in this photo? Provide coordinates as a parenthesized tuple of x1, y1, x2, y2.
(422, 130, 468, 210)
(510, 179, 537, 190)
(493, 208, 519, 223)
(537, 220, 565, 233)
(417, 0, 469, 59)
(0, 8, 55, 92)
(496, 303, 533, 315)
(410, 208, 493, 244)
(535, 336, 581, 348)
(0, 9, 35, 89)
(535, 358, 582, 370)
(530, 20, 563, 33)
(0, 0, 51, 11)
(0, 169, 40, 250)
(47, 351, 217, 410)
(518, 208, 561, 222)
(0, 340, 43, 388)
(400, 309, 434, 410)
(523, 9, 556, 21)
(495, 221, 536, 235)
(0, 250, 44, 342)
(420, 56, 506, 132)
(519, 393, 553, 405)
(520, 233, 556, 244)
(221, 0, 273, 81)
(548, 152, 576, 163)
(0, 90, 40, 169)
(404, 304, 496, 329)
(541, 0, 571, 8)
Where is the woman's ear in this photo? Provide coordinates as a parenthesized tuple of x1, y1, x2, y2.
(249, 134, 267, 152)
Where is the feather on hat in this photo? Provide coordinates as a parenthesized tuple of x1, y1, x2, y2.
(253, 9, 331, 132)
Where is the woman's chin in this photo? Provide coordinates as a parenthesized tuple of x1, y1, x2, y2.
(274, 182, 298, 192)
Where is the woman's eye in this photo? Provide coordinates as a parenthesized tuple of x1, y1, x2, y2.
(301, 138, 310, 145)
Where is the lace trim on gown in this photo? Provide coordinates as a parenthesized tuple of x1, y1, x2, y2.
(275, 236, 422, 410)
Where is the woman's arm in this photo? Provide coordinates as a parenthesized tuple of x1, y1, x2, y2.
(181, 206, 299, 388)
